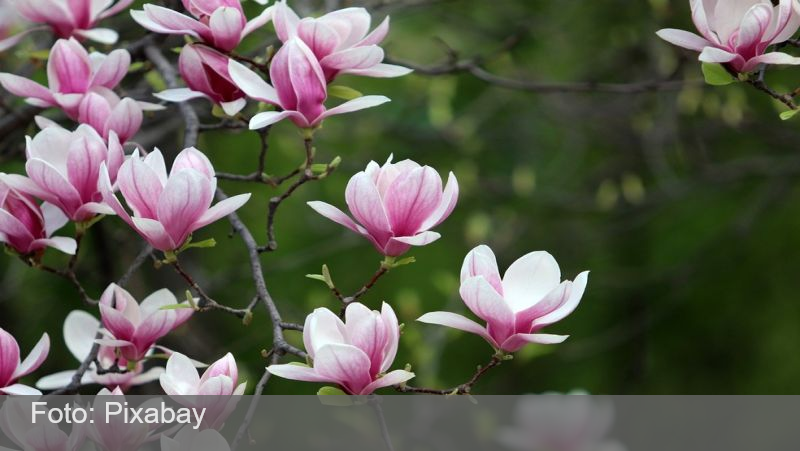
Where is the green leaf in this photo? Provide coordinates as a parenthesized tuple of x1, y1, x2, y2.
(317, 386, 353, 406)
(328, 85, 363, 100)
(25, 49, 51, 61)
(179, 238, 217, 252)
(306, 274, 327, 283)
(145, 70, 167, 92)
(128, 61, 146, 73)
(701, 63, 735, 86)
(780, 109, 800, 120)
(158, 303, 194, 311)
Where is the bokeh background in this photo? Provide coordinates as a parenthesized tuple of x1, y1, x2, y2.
(2, 0, 799, 394)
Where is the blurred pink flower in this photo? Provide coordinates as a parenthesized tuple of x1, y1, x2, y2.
(161, 352, 245, 429)
(0, 328, 49, 395)
(98, 284, 193, 362)
(657, 0, 800, 73)
(1, 125, 123, 223)
(89, 387, 164, 451)
(36, 311, 164, 392)
(155, 44, 247, 116)
(0, 0, 131, 49)
(0, 38, 139, 133)
(418, 245, 589, 353)
(273, 0, 411, 82)
(131, 0, 273, 52)
(0, 179, 76, 256)
(99, 147, 251, 252)
(228, 38, 391, 129)
(307, 155, 458, 257)
(268, 303, 414, 395)
(0, 398, 86, 451)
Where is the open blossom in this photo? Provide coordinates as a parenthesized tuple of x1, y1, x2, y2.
(99, 147, 251, 252)
(268, 303, 415, 395)
(0, 328, 49, 395)
(89, 388, 165, 451)
(0, 179, 76, 256)
(155, 44, 247, 116)
(307, 156, 458, 257)
(273, 0, 411, 82)
(131, 0, 273, 52)
(2, 0, 132, 47)
(0, 398, 87, 451)
(161, 352, 245, 429)
(228, 38, 391, 129)
(98, 284, 194, 362)
(418, 245, 589, 353)
(657, 0, 800, 73)
(0, 38, 131, 121)
(36, 311, 164, 392)
(1, 125, 123, 223)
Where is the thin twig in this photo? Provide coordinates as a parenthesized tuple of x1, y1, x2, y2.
(396, 355, 503, 395)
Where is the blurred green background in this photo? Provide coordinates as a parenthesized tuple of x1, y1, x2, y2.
(2, 0, 799, 394)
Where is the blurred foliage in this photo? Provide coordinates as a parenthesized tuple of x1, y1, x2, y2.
(2, 0, 800, 395)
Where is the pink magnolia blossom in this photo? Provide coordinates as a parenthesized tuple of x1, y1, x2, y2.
(418, 245, 589, 353)
(0, 179, 77, 256)
(228, 38, 391, 129)
(0, 328, 49, 395)
(657, 0, 800, 73)
(0, 38, 131, 122)
(307, 156, 458, 257)
(99, 147, 251, 252)
(89, 387, 165, 451)
(273, 0, 411, 82)
(155, 44, 247, 116)
(1, 125, 123, 223)
(160, 352, 245, 429)
(98, 284, 194, 362)
(267, 303, 415, 395)
(0, 398, 86, 451)
(36, 311, 164, 392)
(77, 91, 144, 143)
(0, 0, 132, 49)
(131, 0, 273, 52)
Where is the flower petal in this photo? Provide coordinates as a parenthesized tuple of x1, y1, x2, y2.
(655, 28, 712, 51)
(12, 333, 49, 380)
(501, 251, 561, 313)
(417, 311, 497, 348)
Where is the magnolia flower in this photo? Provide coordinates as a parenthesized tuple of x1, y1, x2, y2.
(273, 0, 411, 82)
(228, 38, 391, 129)
(99, 147, 251, 252)
(0, 1, 21, 41)
(0, 38, 130, 120)
(268, 303, 415, 395)
(0, 179, 77, 256)
(657, 0, 800, 73)
(418, 245, 589, 353)
(0, 328, 49, 395)
(78, 91, 144, 143)
(0, 398, 86, 451)
(1, 125, 123, 223)
(160, 352, 245, 429)
(155, 44, 247, 116)
(89, 387, 165, 451)
(498, 393, 624, 451)
(307, 156, 458, 257)
(131, 0, 273, 52)
(1, 0, 132, 48)
(162, 427, 230, 451)
(36, 311, 163, 392)
(98, 284, 193, 362)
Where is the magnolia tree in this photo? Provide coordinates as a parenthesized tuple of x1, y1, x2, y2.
(2, 0, 787, 440)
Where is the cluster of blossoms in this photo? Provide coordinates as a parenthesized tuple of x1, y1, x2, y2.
(0, 0, 594, 404)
